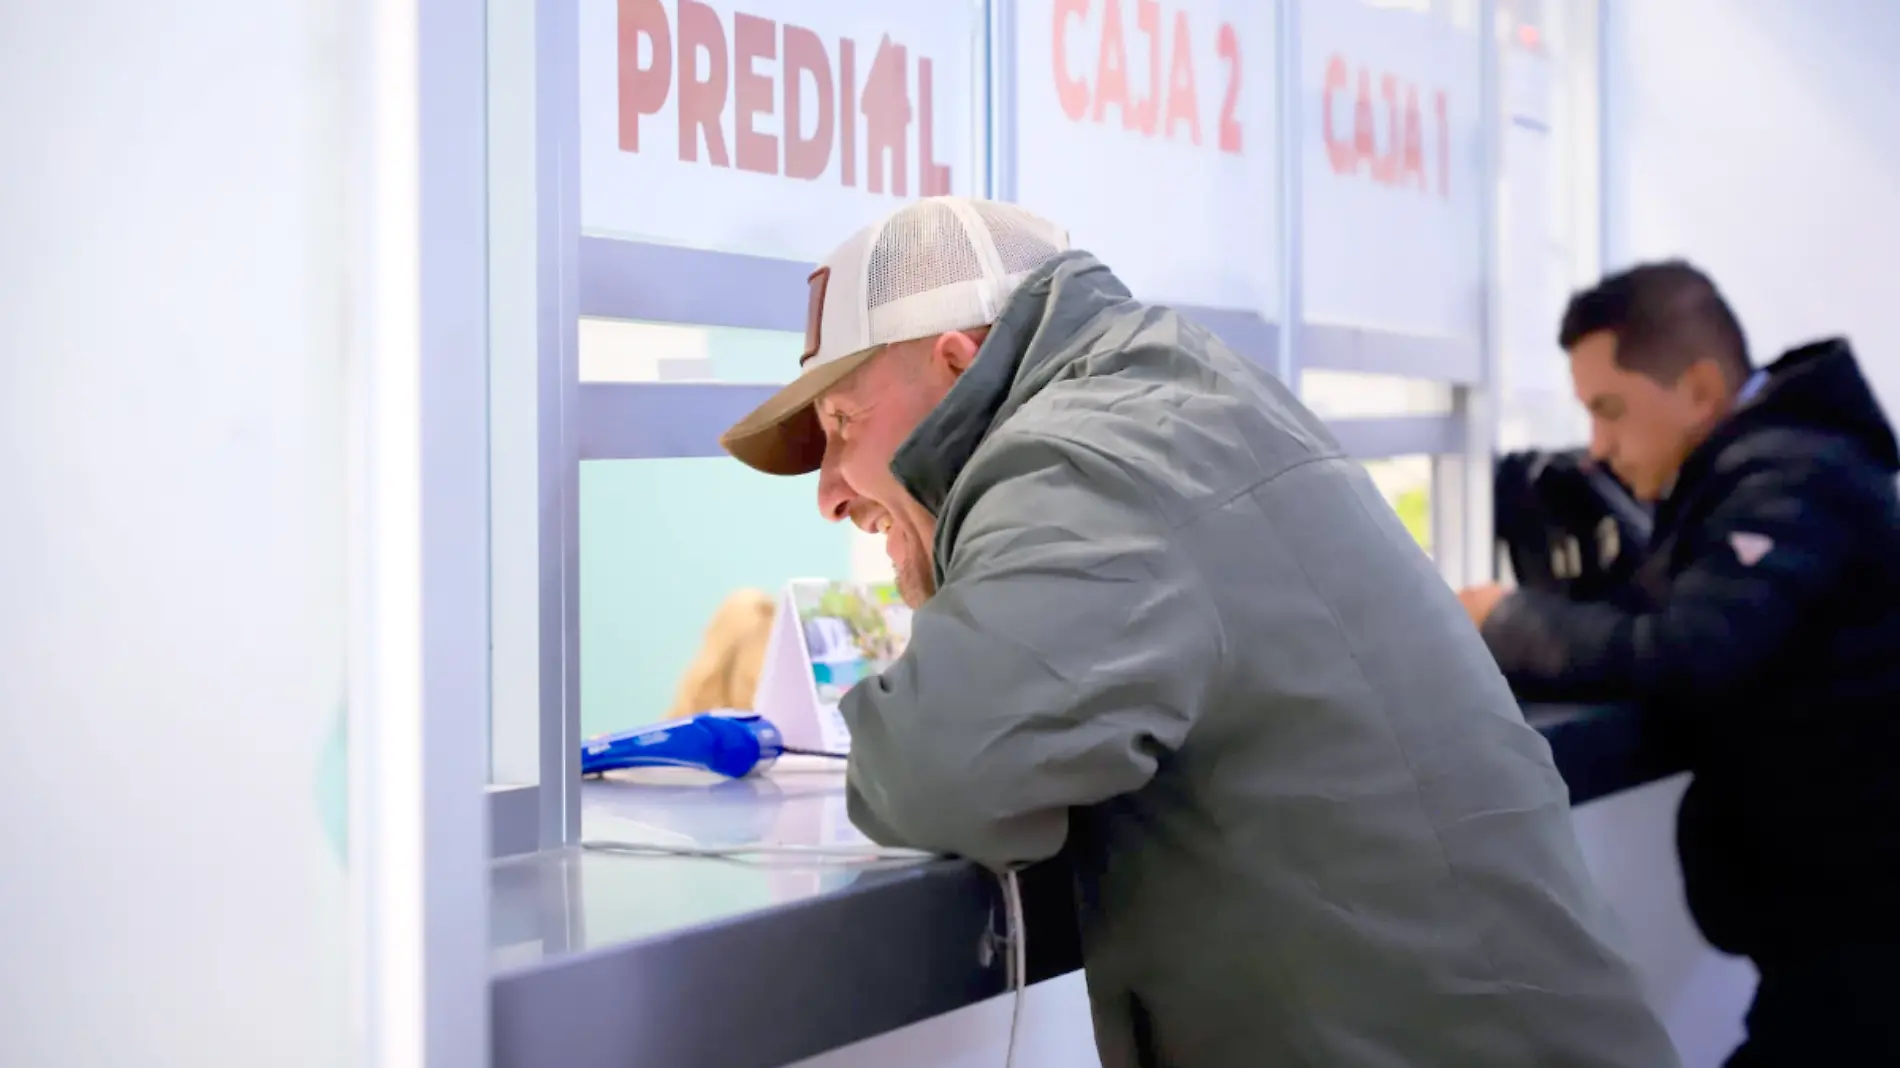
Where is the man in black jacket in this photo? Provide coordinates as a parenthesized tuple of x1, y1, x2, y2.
(1459, 261, 1900, 1066)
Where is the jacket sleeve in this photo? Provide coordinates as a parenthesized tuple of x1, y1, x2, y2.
(1480, 451, 1870, 704)
(840, 429, 1224, 871)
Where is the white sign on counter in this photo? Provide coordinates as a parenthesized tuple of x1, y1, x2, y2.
(754, 579, 913, 755)
(580, 0, 984, 261)
(1013, 0, 1281, 313)
(1300, 0, 1483, 341)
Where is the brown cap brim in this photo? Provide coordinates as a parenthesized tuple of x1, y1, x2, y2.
(718, 347, 880, 476)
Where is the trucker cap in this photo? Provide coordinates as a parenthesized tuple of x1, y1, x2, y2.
(719, 196, 1071, 476)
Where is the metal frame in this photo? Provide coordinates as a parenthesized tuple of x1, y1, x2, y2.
(573, 237, 1283, 366)
(536, 0, 584, 849)
(485, 0, 542, 838)
(488, 0, 584, 858)
(1274, 0, 1304, 387)
(352, 0, 492, 1061)
(1300, 324, 1484, 385)
(1432, 0, 1504, 588)
(489, 783, 541, 857)
(986, 0, 1015, 200)
(1594, 0, 1614, 274)
(1334, 415, 1469, 459)
(1580, 0, 1607, 283)
(419, 0, 495, 1057)
(522, 0, 1506, 847)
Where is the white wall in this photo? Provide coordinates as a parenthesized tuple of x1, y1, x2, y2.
(0, 3, 352, 1065)
(1605, 0, 1900, 412)
(1569, 779, 1754, 1068)
(1593, 2, 1900, 1063)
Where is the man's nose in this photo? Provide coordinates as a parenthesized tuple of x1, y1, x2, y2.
(816, 461, 853, 523)
(1588, 427, 1614, 465)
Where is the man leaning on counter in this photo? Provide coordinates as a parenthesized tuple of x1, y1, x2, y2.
(717, 195, 1678, 1068)
(1460, 261, 1900, 1067)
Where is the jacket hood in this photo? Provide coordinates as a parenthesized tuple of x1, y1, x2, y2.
(890, 250, 1132, 516)
(1720, 337, 1900, 472)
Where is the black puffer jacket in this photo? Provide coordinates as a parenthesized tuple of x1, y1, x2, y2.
(1483, 338, 1900, 956)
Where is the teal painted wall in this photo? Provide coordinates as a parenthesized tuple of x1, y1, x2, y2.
(708, 326, 795, 381)
(578, 458, 852, 737)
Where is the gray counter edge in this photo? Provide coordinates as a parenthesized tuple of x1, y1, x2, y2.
(492, 703, 1673, 1068)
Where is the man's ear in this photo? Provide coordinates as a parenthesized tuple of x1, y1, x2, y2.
(931, 330, 984, 377)
(1680, 356, 1733, 419)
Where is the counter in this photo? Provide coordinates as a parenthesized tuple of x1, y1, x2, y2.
(491, 702, 1677, 1068)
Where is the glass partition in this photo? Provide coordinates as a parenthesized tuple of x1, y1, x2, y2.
(526, 0, 1003, 871)
(502, 0, 1514, 886)
(1298, 0, 1486, 349)
(581, 458, 860, 736)
(579, 0, 991, 258)
(1011, 0, 1283, 328)
(1287, 0, 1495, 586)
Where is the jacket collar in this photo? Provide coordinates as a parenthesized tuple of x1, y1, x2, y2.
(890, 251, 1131, 517)
(1656, 337, 1898, 529)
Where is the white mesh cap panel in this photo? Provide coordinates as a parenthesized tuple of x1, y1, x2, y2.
(970, 200, 1069, 275)
(866, 200, 986, 310)
(730, 197, 1077, 475)
(851, 196, 1075, 351)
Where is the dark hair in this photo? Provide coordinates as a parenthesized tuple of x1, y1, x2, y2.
(1558, 260, 1751, 387)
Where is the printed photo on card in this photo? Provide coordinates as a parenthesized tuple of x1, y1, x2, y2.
(789, 579, 913, 705)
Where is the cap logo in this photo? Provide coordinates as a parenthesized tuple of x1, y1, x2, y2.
(800, 266, 829, 366)
(1729, 531, 1774, 567)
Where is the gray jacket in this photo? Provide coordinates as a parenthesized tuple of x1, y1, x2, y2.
(841, 252, 1678, 1068)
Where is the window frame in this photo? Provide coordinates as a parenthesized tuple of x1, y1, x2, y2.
(507, 0, 1509, 850)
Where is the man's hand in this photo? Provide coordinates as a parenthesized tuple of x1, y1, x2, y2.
(1457, 584, 1510, 629)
